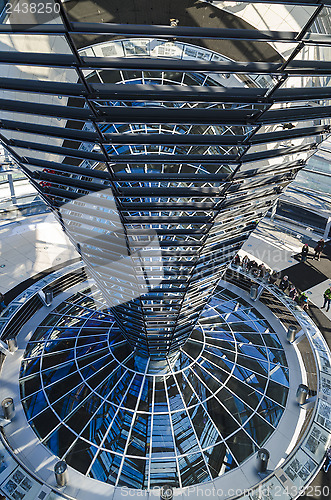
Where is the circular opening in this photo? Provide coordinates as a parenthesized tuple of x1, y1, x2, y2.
(20, 283, 289, 488)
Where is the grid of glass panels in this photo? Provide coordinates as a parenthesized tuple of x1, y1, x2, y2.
(1, 0, 331, 358)
(80, 44, 258, 358)
(20, 283, 289, 489)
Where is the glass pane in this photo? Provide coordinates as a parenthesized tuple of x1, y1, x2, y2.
(152, 414, 175, 456)
(0, 34, 71, 53)
(178, 453, 210, 487)
(89, 450, 122, 484)
(118, 457, 149, 488)
(216, 2, 316, 32)
(293, 44, 331, 63)
(204, 442, 235, 477)
(226, 429, 256, 464)
(172, 411, 201, 455)
(22, 390, 48, 420)
(66, 440, 100, 475)
(243, 413, 274, 444)
(43, 426, 77, 458)
(150, 458, 179, 488)
(305, 6, 331, 36)
(30, 407, 60, 440)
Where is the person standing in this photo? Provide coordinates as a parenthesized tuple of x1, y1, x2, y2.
(301, 243, 309, 262)
(289, 284, 298, 301)
(279, 275, 289, 292)
(233, 254, 241, 267)
(250, 262, 259, 277)
(324, 447, 331, 473)
(242, 255, 249, 271)
(314, 239, 325, 261)
(264, 267, 271, 283)
(269, 271, 278, 285)
(321, 286, 331, 312)
(259, 264, 266, 278)
(247, 259, 254, 272)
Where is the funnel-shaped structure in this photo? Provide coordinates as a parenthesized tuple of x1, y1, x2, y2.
(1, 0, 331, 360)
(3, 0, 331, 493)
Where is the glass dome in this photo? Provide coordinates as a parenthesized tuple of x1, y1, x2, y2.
(20, 283, 289, 489)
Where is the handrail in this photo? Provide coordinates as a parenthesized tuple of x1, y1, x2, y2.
(0, 430, 75, 500)
(0, 261, 84, 341)
(227, 265, 331, 498)
(0, 262, 329, 499)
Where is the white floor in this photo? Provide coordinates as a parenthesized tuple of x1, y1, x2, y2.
(240, 223, 302, 272)
(0, 212, 78, 293)
(0, 212, 329, 327)
(304, 279, 331, 321)
(0, 213, 313, 293)
(0, 178, 37, 203)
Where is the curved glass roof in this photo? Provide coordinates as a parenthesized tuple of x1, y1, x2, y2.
(19, 284, 289, 489)
(88, 39, 255, 165)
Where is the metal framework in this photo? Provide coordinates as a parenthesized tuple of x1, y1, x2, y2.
(1, 0, 331, 358)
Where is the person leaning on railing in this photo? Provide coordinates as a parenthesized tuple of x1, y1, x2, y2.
(298, 291, 309, 312)
(279, 275, 289, 292)
(269, 271, 279, 285)
(289, 284, 298, 301)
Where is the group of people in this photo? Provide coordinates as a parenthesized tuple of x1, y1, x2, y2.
(300, 240, 331, 313)
(234, 254, 271, 280)
(232, 254, 310, 311)
(234, 251, 331, 314)
(300, 239, 325, 262)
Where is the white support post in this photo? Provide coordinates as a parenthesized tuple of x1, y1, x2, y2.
(323, 216, 331, 241)
(7, 173, 17, 205)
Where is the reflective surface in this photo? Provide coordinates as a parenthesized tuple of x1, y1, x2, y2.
(20, 284, 289, 488)
(2, 0, 331, 356)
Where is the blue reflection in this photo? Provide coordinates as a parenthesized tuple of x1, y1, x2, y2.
(20, 283, 290, 487)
